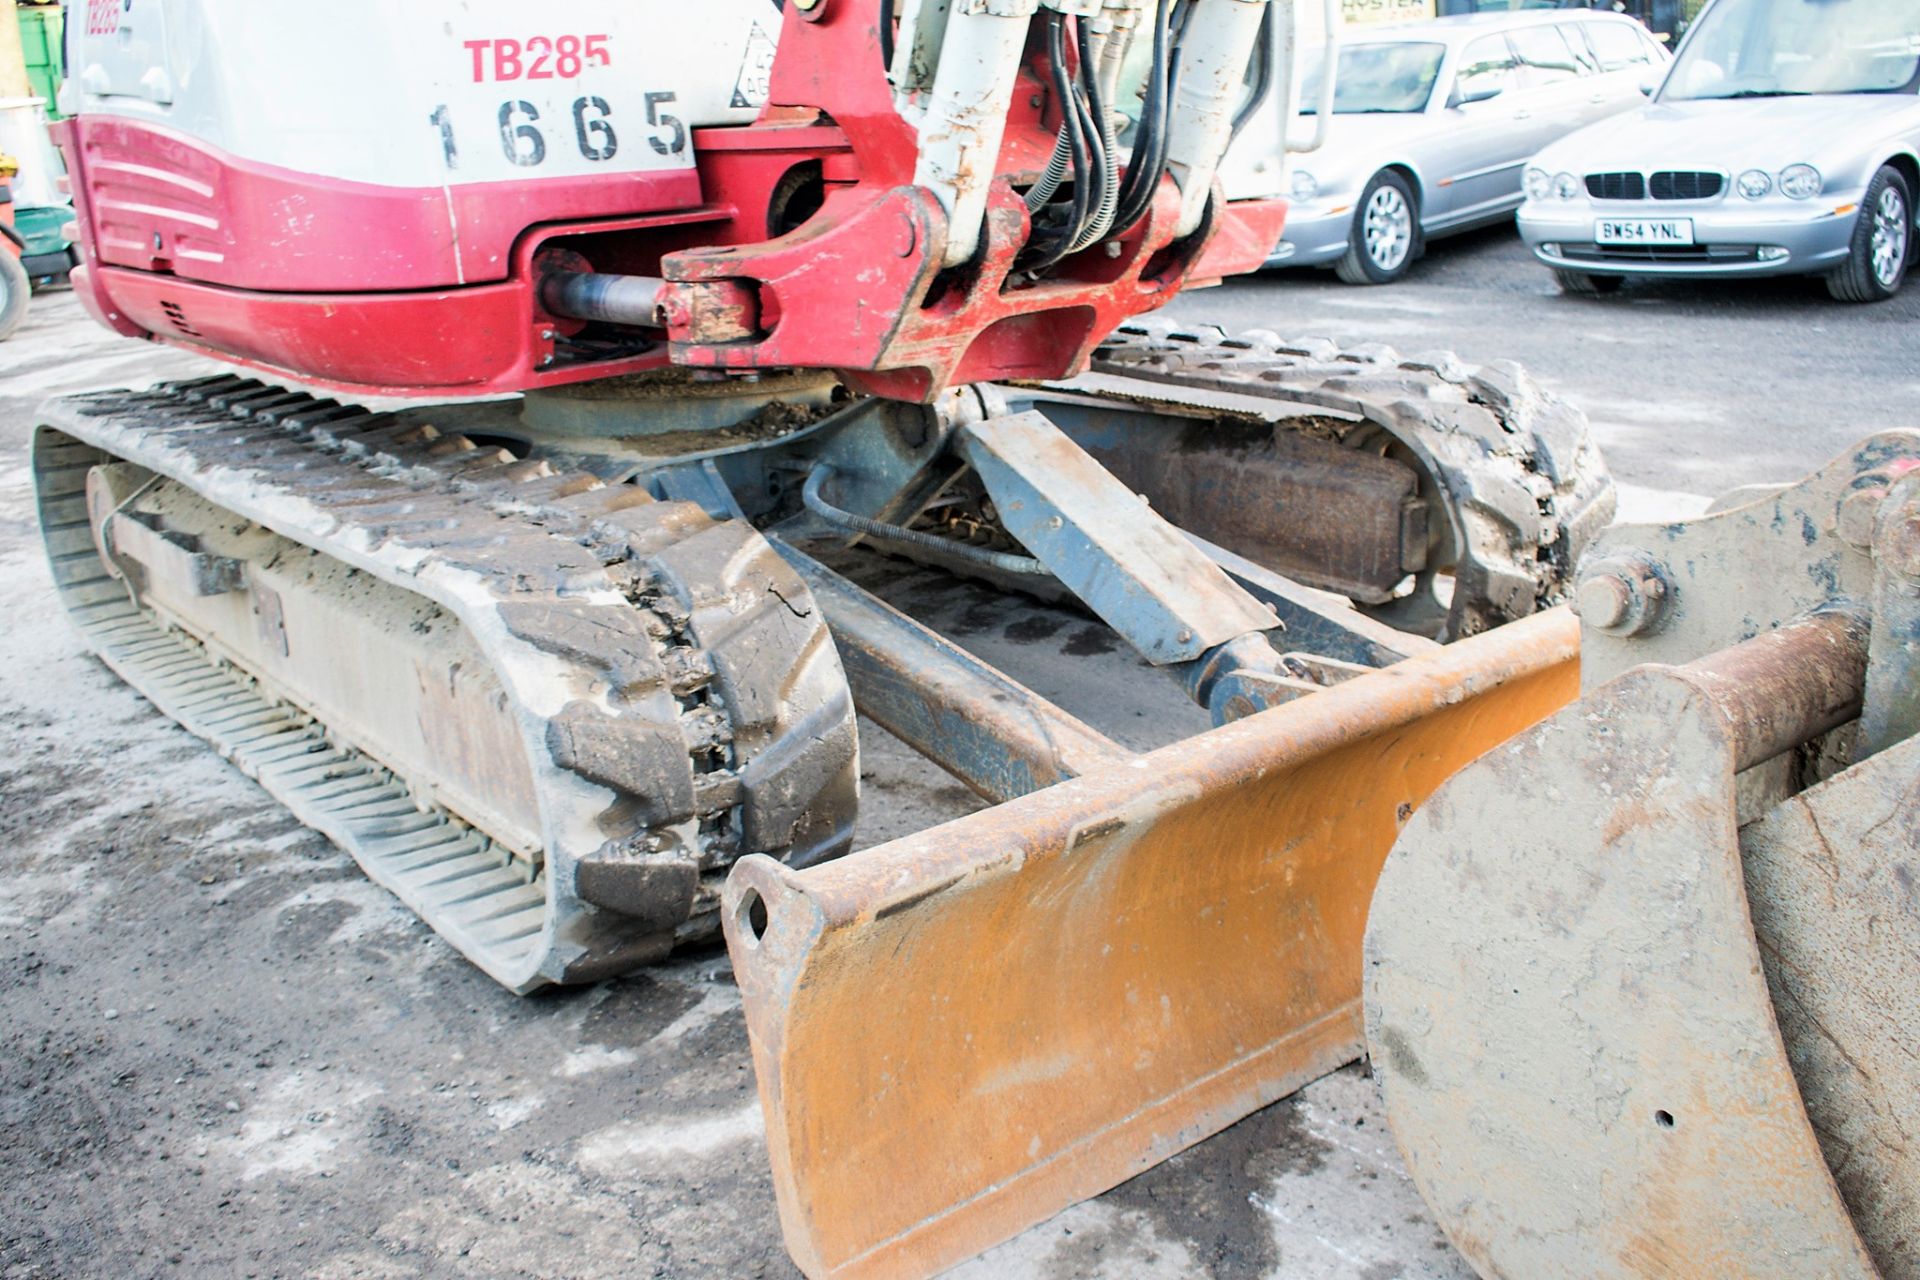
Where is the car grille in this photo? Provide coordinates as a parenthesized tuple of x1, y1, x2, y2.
(1650, 171, 1724, 200)
(1585, 172, 1646, 200)
(1583, 171, 1725, 202)
(1561, 243, 1762, 263)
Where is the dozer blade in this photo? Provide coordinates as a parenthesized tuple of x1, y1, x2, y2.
(1367, 610, 1916, 1277)
(723, 608, 1581, 1280)
(33, 379, 859, 992)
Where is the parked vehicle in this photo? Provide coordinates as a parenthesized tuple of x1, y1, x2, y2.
(0, 97, 76, 341)
(1439, 0, 1688, 44)
(1519, 0, 1920, 301)
(1273, 10, 1668, 283)
(0, 181, 29, 343)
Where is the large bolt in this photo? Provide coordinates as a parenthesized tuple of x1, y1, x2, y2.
(1837, 486, 1887, 550)
(1575, 574, 1632, 631)
(1881, 510, 1920, 580)
(1838, 459, 1920, 551)
(1573, 553, 1670, 638)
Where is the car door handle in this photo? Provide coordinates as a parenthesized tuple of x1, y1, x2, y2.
(1511, 110, 1533, 120)
(1589, 93, 1607, 104)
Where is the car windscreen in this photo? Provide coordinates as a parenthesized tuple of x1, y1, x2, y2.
(1664, 0, 1920, 100)
(1301, 42, 1447, 114)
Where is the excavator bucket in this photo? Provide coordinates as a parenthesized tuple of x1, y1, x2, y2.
(1367, 434, 1920, 1279)
(723, 608, 1580, 1280)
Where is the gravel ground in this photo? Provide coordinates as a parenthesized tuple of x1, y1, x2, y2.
(5, 222, 1911, 1280)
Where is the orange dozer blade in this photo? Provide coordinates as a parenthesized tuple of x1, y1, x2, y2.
(722, 608, 1582, 1279)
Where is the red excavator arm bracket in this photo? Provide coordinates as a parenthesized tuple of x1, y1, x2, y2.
(661, 0, 1287, 401)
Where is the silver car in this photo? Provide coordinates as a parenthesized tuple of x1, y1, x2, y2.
(1274, 11, 1668, 284)
(1520, 0, 1920, 302)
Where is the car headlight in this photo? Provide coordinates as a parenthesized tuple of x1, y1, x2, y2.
(1524, 167, 1553, 202)
(1737, 169, 1773, 200)
(1553, 172, 1582, 201)
(1779, 164, 1822, 199)
(1290, 169, 1319, 201)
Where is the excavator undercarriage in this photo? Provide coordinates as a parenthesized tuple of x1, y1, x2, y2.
(33, 324, 1611, 995)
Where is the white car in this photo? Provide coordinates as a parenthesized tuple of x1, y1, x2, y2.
(1274, 10, 1668, 284)
(1520, 0, 1920, 302)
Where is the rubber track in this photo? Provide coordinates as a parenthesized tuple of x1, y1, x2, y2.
(1094, 321, 1617, 639)
(34, 375, 856, 992)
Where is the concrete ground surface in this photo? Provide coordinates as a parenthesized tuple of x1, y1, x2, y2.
(3, 226, 1913, 1280)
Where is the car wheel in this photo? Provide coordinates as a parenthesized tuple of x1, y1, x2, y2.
(0, 251, 30, 342)
(1336, 171, 1420, 285)
(1827, 165, 1911, 303)
(1553, 269, 1624, 296)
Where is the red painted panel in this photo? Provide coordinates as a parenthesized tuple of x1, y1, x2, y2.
(61, 117, 702, 292)
(1188, 199, 1290, 287)
(89, 265, 671, 398)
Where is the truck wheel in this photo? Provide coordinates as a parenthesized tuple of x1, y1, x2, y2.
(0, 251, 29, 341)
(1553, 269, 1624, 296)
(1827, 165, 1911, 303)
(1335, 170, 1420, 285)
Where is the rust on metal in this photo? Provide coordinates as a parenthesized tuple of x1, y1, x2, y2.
(1743, 732, 1920, 1278)
(724, 609, 1581, 1280)
(1077, 418, 1425, 605)
(1679, 608, 1869, 771)
(779, 544, 1134, 803)
(1368, 648, 1883, 1279)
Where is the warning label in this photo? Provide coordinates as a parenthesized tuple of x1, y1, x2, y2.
(731, 23, 778, 109)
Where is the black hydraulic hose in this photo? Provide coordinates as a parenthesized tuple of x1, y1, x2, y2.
(1023, 13, 1094, 270)
(1133, 25, 1184, 225)
(878, 0, 894, 76)
(1108, 0, 1175, 238)
(1064, 48, 1105, 249)
(801, 466, 1052, 576)
(1069, 16, 1120, 251)
(1111, 5, 1166, 219)
(1148, 1, 1194, 189)
(1054, 16, 1097, 261)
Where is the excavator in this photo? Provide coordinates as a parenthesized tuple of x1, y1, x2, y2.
(34, 0, 1912, 1276)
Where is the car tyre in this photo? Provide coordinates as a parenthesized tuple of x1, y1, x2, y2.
(1553, 269, 1624, 296)
(1336, 170, 1421, 285)
(0, 251, 30, 342)
(1827, 165, 1911, 304)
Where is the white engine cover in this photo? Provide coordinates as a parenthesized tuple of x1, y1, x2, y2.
(65, 0, 784, 188)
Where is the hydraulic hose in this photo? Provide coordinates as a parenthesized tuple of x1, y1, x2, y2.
(1109, 0, 1177, 238)
(1024, 14, 1099, 270)
(1070, 21, 1121, 251)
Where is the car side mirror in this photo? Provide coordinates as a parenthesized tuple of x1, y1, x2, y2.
(1638, 69, 1661, 96)
(1450, 82, 1505, 109)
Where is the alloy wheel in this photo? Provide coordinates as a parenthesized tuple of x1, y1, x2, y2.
(1871, 184, 1908, 288)
(1365, 186, 1413, 273)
